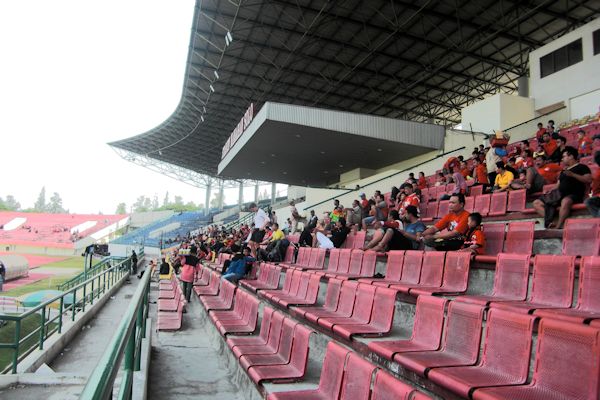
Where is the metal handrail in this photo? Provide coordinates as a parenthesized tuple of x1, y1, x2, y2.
(79, 260, 151, 400)
(0, 256, 135, 374)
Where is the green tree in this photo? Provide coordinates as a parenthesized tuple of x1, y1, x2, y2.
(210, 192, 224, 209)
(132, 196, 150, 212)
(115, 202, 127, 214)
(152, 195, 159, 210)
(47, 192, 66, 213)
(162, 191, 169, 207)
(0, 195, 20, 211)
(34, 186, 46, 212)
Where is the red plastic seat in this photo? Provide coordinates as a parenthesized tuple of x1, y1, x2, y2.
(491, 255, 576, 314)
(260, 269, 301, 301)
(241, 263, 282, 292)
(301, 248, 327, 270)
(210, 290, 247, 322)
(339, 353, 377, 400)
(428, 309, 535, 398)
(290, 278, 342, 320)
(472, 318, 600, 400)
(327, 249, 363, 278)
(227, 307, 275, 349)
(353, 230, 367, 249)
(239, 318, 297, 370)
(333, 286, 398, 339)
(535, 256, 600, 323)
(200, 279, 236, 311)
(410, 252, 471, 296)
(193, 267, 210, 286)
(318, 284, 376, 331)
(456, 253, 530, 306)
(464, 196, 475, 213)
(368, 296, 447, 360)
(488, 192, 507, 217)
(266, 341, 350, 400)
(281, 247, 310, 269)
(304, 281, 358, 325)
(377, 250, 424, 289)
(562, 218, 600, 256)
(231, 310, 285, 358)
(421, 201, 438, 223)
(214, 292, 260, 335)
(193, 271, 221, 296)
(478, 223, 505, 261)
(247, 323, 313, 384)
(158, 292, 185, 312)
(283, 245, 295, 263)
(239, 262, 269, 290)
(473, 194, 491, 217)
(276, 273, 321, 307)
(469, 185, 484, 197)
(390, 252, 445, 294)
(333, 250, 377, 279)
(394, 301, 484, 376)
(157, 296, 184, 331)
(504, 221, 534, 254)
(360, 250, 404, 285)
(371, 369, 417, 400)
(437, 200, 450, 219)
(507, 189, 526, 213)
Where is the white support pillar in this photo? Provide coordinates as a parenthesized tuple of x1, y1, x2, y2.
(271, 182, 277, 205)
(204, 182, 211, 216)
(238, 181, 244, 211)
(254, 182, 259, 203)
(218, 181, 224, 212)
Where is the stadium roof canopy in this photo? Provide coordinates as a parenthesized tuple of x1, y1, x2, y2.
(109, 0, 599, 183)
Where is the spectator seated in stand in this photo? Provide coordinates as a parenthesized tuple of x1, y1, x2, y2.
(361, 194, 388, 231)
(533, 146, 592, 228)
(458, 160, 471, 179)
(222, 247, 256, 283)
(418, 193, 470, 251)
(541, 132, 559, 161)
(370, 206, 425, 252)
(550, 135, 568, 163)
(535, 121, 546, 141)
(440, 169, 467, 200)
(472, 158, 489, 191)
(159, 257, 170, 275)
(313, 217, 350, 249)
(578, 129, 593, 156)
(585, 150, 600, 217)
(434, 172, 447, 186)
(344, 200, 362, 227)
(361, 220, 386, 251)
(492, 161, 513, 192)
(417, 171, 428, 189)
(398, 183, 420, 216)
(510, 155, 562, 194)
(458, 212, 486, 256)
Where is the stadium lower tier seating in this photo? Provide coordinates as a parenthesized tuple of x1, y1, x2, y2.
(179, 243, 600, 399)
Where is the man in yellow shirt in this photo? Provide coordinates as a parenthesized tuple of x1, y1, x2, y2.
(269, 223, 285, 242)
(493, 161, 514, 192)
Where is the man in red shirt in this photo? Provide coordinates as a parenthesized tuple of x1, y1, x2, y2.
(578, 130, 593, 157)
(472, 158, 489, 188)
(585, 151, 600, 217)
(511, 155, 562, 193)
(535, 122, 546, 141)
(398, 183, 420, 216)
(417, 193, 470, 251)
(542, 132, 558, 160)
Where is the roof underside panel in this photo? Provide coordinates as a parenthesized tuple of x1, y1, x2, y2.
(109, 0, 599, 177)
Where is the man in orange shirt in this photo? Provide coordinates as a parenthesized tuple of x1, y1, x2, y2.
(398, 183, 420, 216)
(472, 158, 489, 189)
(535, 122, 546, 141)
(585, 151, 600, 217)
(542, 132, 558, 160)
(417, 193, 470, 251)
(578, 130, 593, 157)
(511, 155, 562, 193)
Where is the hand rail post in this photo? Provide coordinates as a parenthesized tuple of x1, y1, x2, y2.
(39, 306, 46, 350)
(90, 279, 94, 305)
(12, 320, 21, 374)
(72, 289, 77, 321)
(58, 297, 64, 334)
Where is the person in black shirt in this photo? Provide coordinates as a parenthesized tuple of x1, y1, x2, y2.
(533, 146, 591, 229)
(159, 257, 170, 275)
(313, 217, 350, 248)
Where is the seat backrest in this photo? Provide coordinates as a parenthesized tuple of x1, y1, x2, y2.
(307, 248, 319, 267)
(469, 185, 483, 197)
(297, 247, 310, 266)
(464, 196, 475, 213)
(276, 318, 299, 361)
(265, 311, 286, 350)
(337, 281, 359, 314)
(418, 252, 446, 286)
(347, 250, 364, 275)
(281, 270, 295, 292)
(577, 256, 600, 312)
(441, 302, 484, 363)
(314, 248, 327, 268)
(257, 306, 274, 342)
(327, 248, 342, 272)
(401, 250, 424, 284)
(317, 341, 351, 399)
(529, 255, 576, 307)
(534, 318, 600, 398)
(437, 200, 450, 219)
(385, 250, 405, 281)
(283, 245, 295, 263)
(324, 278, 343, 311)
(231, 290, 248, 315)
(337, 249, 353, 273)
(371, 369, 415, 400)
(294, 272, 312, 299)
(342, 234, 355, 249)
(242, 295, 260, 328)
(286, 270, 303, 296)
(492, 253, 530, 299)
(507, 189, 526, 212)
(370, 287, 398, 330)
(340, 353, 377, 400)
(268, 266, 282, 288)
(473, 194, 491, 216)
(258, 263, 270, 282)
(504, 221, 534, 254)
(489, 191, 507, 216)
(480, 309, 534, 379)
(359, 251, 377, 276)
(220, 280, 237, 304)
(445, 183, 456, 194)
(289, 324, 313, 371)
(411, 392, 434, 400)
(353, 231, 367, 249)
(305, 274, 322, 303)
(287, 234, 300, 243)
(440, 251, 471, 292)
(563, 218, 600, 256)
(482, 223, 505, 256)
(352, 284, 377, 322)
(411, 295, 448, 348)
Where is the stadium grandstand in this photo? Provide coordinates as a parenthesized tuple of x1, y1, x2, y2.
(2, 2, 600, 400)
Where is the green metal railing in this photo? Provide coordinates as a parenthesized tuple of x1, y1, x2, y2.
(79, 259, 151, 400)
(58, 249, 144, 292)
(0, 257, 133, 374)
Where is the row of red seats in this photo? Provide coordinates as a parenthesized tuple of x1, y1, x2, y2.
(157, 274, 185, 331)
(369, 296, 600, 399)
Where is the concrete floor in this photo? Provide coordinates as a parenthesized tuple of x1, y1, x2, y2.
(147, 288, 249, 400)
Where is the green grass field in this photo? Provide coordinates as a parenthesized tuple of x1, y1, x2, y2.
(0, 313, 56, 373)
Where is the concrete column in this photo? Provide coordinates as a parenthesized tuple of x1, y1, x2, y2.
(218, 181, 224, 212)
(254, 182, 259, 203)
(271, 182, 277, 205)
(238, 181, 244, 211)
(204, 182, 211, 216)
(518, 76, 529, 97)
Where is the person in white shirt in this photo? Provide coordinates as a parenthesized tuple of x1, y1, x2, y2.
(248, 202, 270, 257)
(289, 200, 306, 234)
